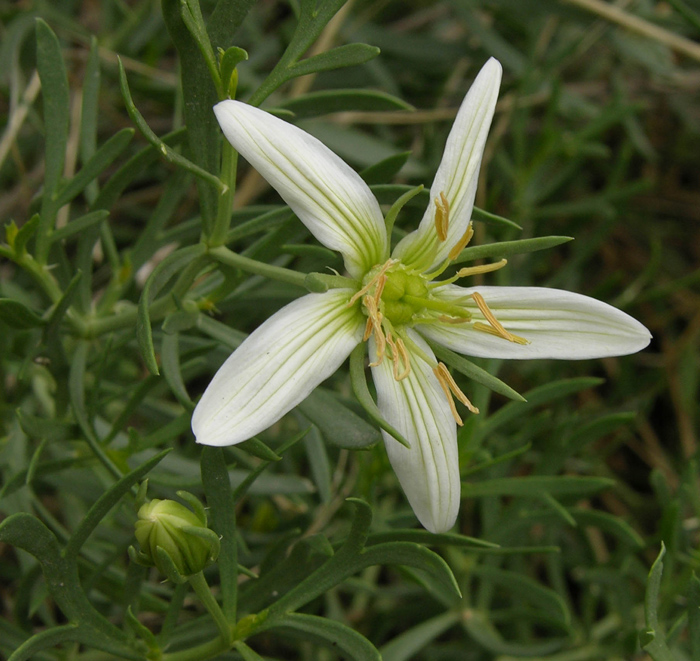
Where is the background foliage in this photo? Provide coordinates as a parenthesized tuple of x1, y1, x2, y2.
(1, 0, 699, 659)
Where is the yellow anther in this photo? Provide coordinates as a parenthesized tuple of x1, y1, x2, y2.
(448, 225, 474, 261)
(470, 292, 529, 345)
(437, 315, 471, 325)
(434, 192, 450, 242)
(348, 258, 396, 306)
(362, 317, 373, 342)
(433, 362, 479, 426)
(386, 334, 411, 381)
(473, 322, 529, 345)
(363, 294, 387, 366)
(373, 273, 386, 305)
(456, 259, 508, 278)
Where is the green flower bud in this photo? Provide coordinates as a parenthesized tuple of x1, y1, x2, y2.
(134, 495, 219, 580)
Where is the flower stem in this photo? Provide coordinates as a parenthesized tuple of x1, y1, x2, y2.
(188, 572, 232, 648)
(209, 142, 238, 247)
(209, 245, 308, 289)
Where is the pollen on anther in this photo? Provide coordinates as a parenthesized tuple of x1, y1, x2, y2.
(434, 192, 450, 242)
(348, 258, 395, 307)
(471, 292, 529, 345)
(456, 259, 507, 278)
(386, 334, 411, 381)
(433, 362, 479, 425)
(448, 225, 474, 261)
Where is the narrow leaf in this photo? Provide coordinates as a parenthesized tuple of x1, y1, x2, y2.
(453, 236, 574, 264)
(35, 18, 69, 262)
(64, 449, 170, 557)
(118, 60, 224, 195)
(429, 342, 525, 402)
(462, 475, 615, 498)
(361, 152, 412, 186)
(349, 343, 410, 448)
(471, 206, 522, 230)
(380, 611, 460, 661)
(49, 210, 109, 243)
(201, 447, 238, 622)
(0, 299, 45, 329)
(262, 613, 381, 661)
(137, 243, 207, 374)
(279, 89, 412, 118)
(298, 386, 382, 450)
(54, 129, 134, 208)
(472, 377, 605, 444)
(160, 332, 194, 409)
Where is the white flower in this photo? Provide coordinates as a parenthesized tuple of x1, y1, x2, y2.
(192, 58, 651, 533)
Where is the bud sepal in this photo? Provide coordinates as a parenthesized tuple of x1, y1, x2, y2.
(133, 491, 220, 582)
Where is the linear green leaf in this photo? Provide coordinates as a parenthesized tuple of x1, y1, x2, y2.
(160, 332, 194, 410)
(462, 475, 615, 498)
(35, 18, 69, 263)
(49, 210, 109, 243)
(453, 236, 574, 264)
(137, 243, 207, 374)
(287, 44, 380, 79)
(0, 299, 45, 329)
(429, 342, 525, 402)
(162, 0, 221, 231)
(471, 206, 522, 230)
(472, 377, 605, 444)
(92, 128, 187, 211)
(641, 544, 675, 660)
(279, 89, 412, 118)
(65, 450, 171, 557)
(54, 129, 134, 208)
(117, 59, 224, 195)
(262, 612, 381, 661)
(298, 386, 382, 450)
(349, 343, 410, 448)
(380, 611, 460, 661)
(201, 447, 238, 623)
(7, 624, 81, 661)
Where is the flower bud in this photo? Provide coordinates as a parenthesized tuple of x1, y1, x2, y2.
(134, 495, 219, 580)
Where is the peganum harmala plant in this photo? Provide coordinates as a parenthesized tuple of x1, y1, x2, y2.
(1, 0, 696, 660)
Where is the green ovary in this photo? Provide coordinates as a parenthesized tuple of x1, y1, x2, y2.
(381, 269, 429, 326)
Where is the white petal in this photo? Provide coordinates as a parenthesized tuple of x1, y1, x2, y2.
(214, 101, 387, 278)
(393, 58, 502, 271)
(417, 285, 652, 359)
(192, 290, 364, 446)
(370, 330, 460, 533)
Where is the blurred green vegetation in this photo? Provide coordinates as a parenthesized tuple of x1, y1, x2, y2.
(1, 0, 699, 659)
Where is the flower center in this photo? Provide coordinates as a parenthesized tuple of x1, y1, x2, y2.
(380, 269, 429, 325)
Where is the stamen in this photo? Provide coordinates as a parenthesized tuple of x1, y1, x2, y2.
(447, 225, 474, 261)
(386, 334, 411, 381)
(433, 362, 479, 426)
(362, 317, 373, 341)
(373, 273, 386, 305)
(473, 322, 529, 345)
(471, 292, 529, 345)
(364, 294, 387, 365)
(395, 336, 411, 380)
(437, 315, 471, 325)
(456, 259, 508, 278)
(434, 192, 450, 242)
(348, 259, 395, 306)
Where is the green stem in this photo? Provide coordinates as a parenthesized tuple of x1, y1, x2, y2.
(2, 247, 63, 303)
(188, 571, 232, 648)
(208, 143, 238, 247)
(209, 245, 308, 289)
